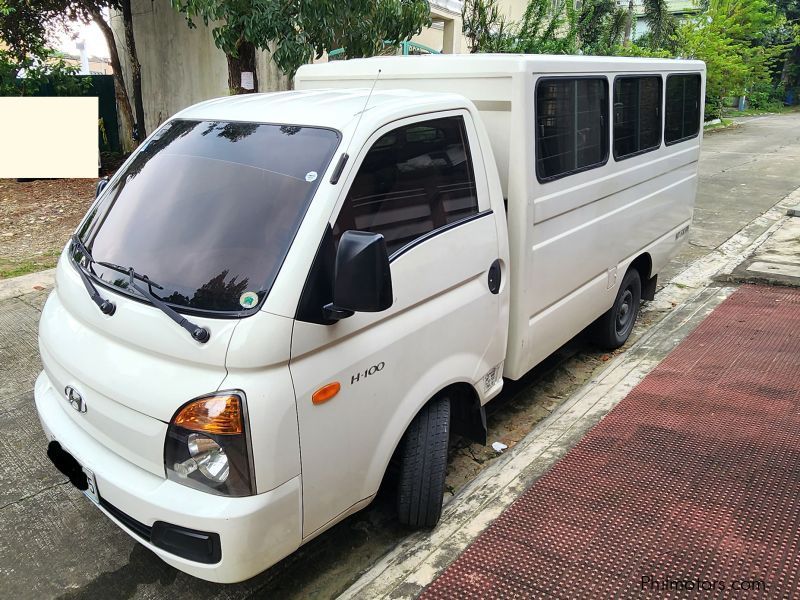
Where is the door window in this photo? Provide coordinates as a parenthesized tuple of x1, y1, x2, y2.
(334, 116, 479, 256)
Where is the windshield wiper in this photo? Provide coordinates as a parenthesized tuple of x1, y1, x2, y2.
(125, 267, 210, 344)
(94, 260, 163, 290)
(70, 235, 116, 316)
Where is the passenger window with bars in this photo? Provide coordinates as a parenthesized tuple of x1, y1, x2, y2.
(613, 76, 663, 160)
(665, 74, 702, 145)
(535, 77, 609, 182)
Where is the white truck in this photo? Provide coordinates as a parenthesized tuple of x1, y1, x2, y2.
(35, 55, 704, 582)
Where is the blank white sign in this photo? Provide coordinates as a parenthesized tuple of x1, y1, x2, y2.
(0, 97, 99, 178)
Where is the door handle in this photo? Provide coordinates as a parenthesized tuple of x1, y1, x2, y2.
(488, 259, 501, 294)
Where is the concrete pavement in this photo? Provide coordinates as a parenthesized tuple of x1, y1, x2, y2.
(1, 113, 800, 599)
(726, 192, 800, 287)
(660, 113, 800, 283)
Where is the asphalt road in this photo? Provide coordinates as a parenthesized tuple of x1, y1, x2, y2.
(2, 112, 800, 600)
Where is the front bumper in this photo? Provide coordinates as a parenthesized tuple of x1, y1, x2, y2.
(34, 371, 302, 583)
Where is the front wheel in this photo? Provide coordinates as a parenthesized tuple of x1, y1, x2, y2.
(396, 395, 451, 529)
(591, 268, 642, 350)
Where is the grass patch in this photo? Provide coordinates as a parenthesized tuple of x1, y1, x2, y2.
(0, 253, 60, 280)
(704, 118, 734, 132)
(722, 105, 800, 118)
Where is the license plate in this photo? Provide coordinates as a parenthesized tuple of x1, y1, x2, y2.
(82, 465, 100, 505)
(46, 440, 100, 504)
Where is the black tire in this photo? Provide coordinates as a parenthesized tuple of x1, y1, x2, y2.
(591, 268, 642, 350)
(397, 395, 451, 529)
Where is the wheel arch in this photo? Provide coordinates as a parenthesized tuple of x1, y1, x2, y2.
(368, 378, 486, 501)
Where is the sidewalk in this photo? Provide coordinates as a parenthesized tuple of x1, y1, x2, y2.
(420, 284, 800, 599)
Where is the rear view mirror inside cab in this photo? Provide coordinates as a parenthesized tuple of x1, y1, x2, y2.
(323, 230, 393, 320)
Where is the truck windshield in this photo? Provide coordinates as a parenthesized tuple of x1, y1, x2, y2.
(77, 119, 340, 315)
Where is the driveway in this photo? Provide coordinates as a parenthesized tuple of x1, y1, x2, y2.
(2, 113, 800, 599)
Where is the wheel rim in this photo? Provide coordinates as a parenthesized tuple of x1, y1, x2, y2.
(616, 288, 634, 336)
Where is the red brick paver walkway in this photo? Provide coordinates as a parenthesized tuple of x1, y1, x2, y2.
(422, 285, 800, 599)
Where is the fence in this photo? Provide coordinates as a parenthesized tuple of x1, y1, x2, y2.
(34, 74, 121, 153)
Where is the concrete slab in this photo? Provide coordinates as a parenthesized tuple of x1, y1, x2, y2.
(787, 204, 800, 217)
(747, 260, 800, 278)
(727, 206, 800, 288)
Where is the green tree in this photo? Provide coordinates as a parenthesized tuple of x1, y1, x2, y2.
(640, 0, 678, 52)
(0, 0, 145, 148)
(510, 0, 577, 54)
(0, 47, 88, 96)
(171, 0, 432, 93)
(775, 1, 800, 89)
(677, 0, 790, 117)
(0, 1, 88, 96)
(462, 0, 507, 53)
(462, 0, 577, 54)
(577, 0, 628, 55)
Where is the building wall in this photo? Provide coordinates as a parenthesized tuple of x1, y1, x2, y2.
(501, 0, 532, 22)
(110, 0, 288, 135)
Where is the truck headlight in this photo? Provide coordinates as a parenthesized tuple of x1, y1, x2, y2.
(165, 391, 255, 496)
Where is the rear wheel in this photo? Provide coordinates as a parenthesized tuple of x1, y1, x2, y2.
(397, 395, 451, 529)
(591, 268, 642, 350)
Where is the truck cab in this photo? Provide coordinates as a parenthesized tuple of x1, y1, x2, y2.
(35, 87, 509, 582)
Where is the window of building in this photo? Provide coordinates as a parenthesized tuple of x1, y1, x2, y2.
(334, 116, 479, 256)
(535, 77, 609, 182)
(665, 73, 702, 145)
(613, 76, 663, 160)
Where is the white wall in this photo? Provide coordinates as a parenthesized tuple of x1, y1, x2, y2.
(110, 0, 289, 136)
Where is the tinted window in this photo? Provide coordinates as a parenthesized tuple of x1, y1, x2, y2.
(665, 74, 702, 145)
(536, 77, 609, 182)
(613, 76, 662, 159)
(334, 116, 479, 256)
(79, 120, 339, 314)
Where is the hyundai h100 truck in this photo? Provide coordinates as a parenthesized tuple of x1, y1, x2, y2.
(35, 55, 705, 582)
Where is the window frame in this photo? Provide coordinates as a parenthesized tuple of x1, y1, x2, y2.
(331, 110, 489, 263)
(534, 75, 611, 184)
(664, 72, 703, 147)
(612, 74, 664, 162)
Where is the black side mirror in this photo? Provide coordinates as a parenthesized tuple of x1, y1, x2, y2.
(95, 177, 109, 198)
(323, 231, 393, 320)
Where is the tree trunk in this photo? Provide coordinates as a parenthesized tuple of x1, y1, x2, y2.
(91, 9, 136, 153)
(623, 0, 634, 46)
(120, 0, 146, 139)
(226, 40, 259, 94)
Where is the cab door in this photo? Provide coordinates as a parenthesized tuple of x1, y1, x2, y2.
(289, 111, 505, 537)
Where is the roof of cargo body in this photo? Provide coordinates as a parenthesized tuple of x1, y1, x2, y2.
(296, 54, 706, 82)
(172, 88, 471, 130)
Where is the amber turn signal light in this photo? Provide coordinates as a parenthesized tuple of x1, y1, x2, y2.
(312, 382, 341, 405)
(173, 393, 243, 435)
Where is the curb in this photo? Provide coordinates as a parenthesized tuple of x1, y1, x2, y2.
(0, 268, 55, 302)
